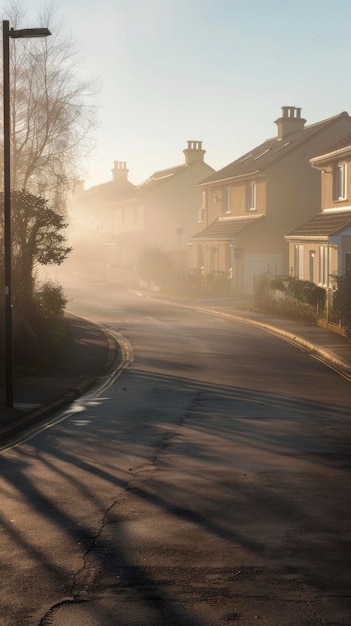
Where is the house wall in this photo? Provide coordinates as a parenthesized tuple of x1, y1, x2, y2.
(144, 161, 214, 251)
(111, 160, 214, 265)
(288, 240, 339, 285)
(320, 154, 351, 209)
(112, 200, 144, 235)
(204, 177, 267, 225)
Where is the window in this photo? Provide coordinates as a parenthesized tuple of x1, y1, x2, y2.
(246, 181, 256, 211)
(319, 245, 328, 285)
(121, 208, 126, 225)
(199, 190, 207, 222)
(309, 250, 315, 283)
(222, 187, 231, 214)
(294, 244, 304, 279)
(333, 162, 347, 200)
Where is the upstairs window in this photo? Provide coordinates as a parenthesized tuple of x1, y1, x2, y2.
(246, 181, 256, 211)
(201, 189, 207, 208)
(222, 187, 231, 214)
(333, 162, 347, 200)
(199, 190, 207, 222)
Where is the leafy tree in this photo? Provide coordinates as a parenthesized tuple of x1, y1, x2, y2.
(136, 247, 174, 287)
(0, 189, 71, 320)
(0, 0, 98, 210)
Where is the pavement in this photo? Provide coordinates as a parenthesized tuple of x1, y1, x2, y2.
(0, 314, 120, 444)
(0, 301, 350, 446)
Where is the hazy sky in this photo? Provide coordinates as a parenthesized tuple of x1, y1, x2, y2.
(5, 0, 351, 187)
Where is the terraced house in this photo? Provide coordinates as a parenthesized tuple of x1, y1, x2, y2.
(189, 107, 351, 296)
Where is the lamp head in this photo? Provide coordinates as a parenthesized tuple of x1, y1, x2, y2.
(9, 27, 51, 39)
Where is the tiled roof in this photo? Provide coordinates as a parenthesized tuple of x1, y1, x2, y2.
(191, 214, 264, 240)
(311, 130, 351, 160)
(73, 179, 135, 206)
(286, 210, 351, 237)
(201, 112, 350, 185)
(138, 165, 186, 190)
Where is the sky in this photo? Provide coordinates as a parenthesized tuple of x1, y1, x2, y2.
(4, 0, 351, 188)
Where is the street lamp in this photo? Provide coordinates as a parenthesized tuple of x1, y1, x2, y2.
(3, 20, 51, 408)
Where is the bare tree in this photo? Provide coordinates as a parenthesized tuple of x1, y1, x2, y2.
(0, 0, 99, 212)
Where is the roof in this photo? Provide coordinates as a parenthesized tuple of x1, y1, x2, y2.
(191, 214, 264, 240)
(286, 209, 351, 238)
(138, 164, 186, 190)
(311, 130, 351, 162)
(200, 111, 350, 185)
(74, 179, 135, 206)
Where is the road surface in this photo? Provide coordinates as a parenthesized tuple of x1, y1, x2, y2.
(0, 287, 350, 625)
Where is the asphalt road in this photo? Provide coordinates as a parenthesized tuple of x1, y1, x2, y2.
(0, 287, 350, 626)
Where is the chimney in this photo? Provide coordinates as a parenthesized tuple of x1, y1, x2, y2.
(274, 106, 306, 139)
(112, 161, 129, 182)
(183, 140, 205, 166)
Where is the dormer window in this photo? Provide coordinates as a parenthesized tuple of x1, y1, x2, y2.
(222, 187, 231, 214)
(246, 181, 256, 211)
(333, 162, 347, 201)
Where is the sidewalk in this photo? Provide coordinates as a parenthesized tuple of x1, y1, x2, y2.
(0, 302, 350, 446)
(0, 314, 119, 444)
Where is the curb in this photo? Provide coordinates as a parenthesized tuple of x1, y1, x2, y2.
(144, 294, 351, 380)
(195, 305, 351, 379)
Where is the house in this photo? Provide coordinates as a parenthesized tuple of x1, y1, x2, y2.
(69, 161, 135, 243)
(285, 133, 351, 290)
(66, 161, 136, 280)
(107, 141, 214, 281)
(189, 106, 351, 296)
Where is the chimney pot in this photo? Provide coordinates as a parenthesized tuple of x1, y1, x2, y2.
(112, 160, 129, 182)
(183, 140, 205, 165)
(274, 106, 306, 139)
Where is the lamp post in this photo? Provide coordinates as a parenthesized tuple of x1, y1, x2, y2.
(3, 20, 51, 408)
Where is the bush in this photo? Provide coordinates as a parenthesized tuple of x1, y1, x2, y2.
(34, 282, 68, 320)
(270, 278, 287, 292)
(333, 273, 351, 333)
(287, 279, 325, 307)
(136, 247, 174, 287)
(256, 295, 317, 323)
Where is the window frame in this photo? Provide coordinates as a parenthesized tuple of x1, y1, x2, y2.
(333, 161, 347, 201)
(222, 187, 231, 215)
(294, 244, 304, 279)
(246, 181, 256, 212)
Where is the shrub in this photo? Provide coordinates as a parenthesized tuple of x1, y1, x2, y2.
(270, 278, 287, 292)
(333, 273, 351, 333)
(257, 295, 317, 323)
(136, 247, 174, 287)
(34, 282, 68, 320)
(287, 278, 325, 307)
